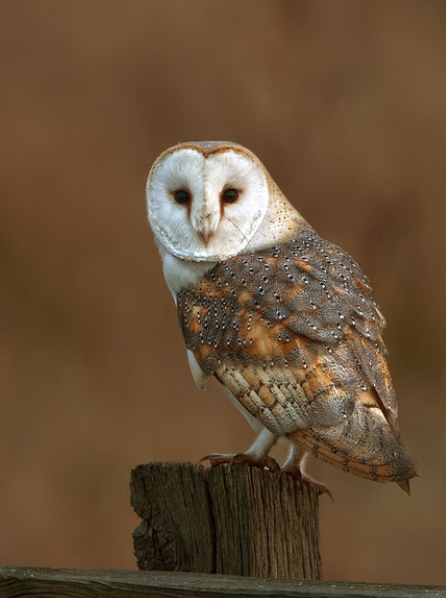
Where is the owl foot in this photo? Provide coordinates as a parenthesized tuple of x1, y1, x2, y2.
(197, 453, 233, 467)
(283, 465, 333, 500)
(231, 453, 280, 474)
(198, 453, 280, 473)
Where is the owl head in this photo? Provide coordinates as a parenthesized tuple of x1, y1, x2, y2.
(146, 141, 303, 262)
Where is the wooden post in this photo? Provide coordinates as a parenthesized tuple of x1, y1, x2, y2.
(130, 462, 322, 580)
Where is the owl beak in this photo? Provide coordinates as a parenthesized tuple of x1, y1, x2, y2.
(198, 214, 218, 246)
(200, 229, 213, 246)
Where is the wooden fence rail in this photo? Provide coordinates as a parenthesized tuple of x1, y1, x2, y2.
(0, 566, 445, 597)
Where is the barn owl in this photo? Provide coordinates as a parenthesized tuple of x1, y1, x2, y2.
(146, 141, 418, 494)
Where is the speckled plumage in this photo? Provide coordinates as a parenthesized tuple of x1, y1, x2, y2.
(177, 226, 414, 483)
(147, 141, 418, 491)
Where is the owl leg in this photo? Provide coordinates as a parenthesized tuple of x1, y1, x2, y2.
(242, 427, 279, 469)
(283, 442, 332, 499)
(199, 428, 280, 472)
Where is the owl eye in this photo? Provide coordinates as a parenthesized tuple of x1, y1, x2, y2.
(222, 188, 239, 203)
(173, 189, 191, 204)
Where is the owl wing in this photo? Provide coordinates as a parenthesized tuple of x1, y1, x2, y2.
(177, 228, 417, 483)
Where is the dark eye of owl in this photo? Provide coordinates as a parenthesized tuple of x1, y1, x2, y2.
(222, 188, 239, 203)
(173, 189, 191, 204)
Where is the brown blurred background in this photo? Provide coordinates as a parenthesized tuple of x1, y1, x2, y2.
(0, 0, 445, 585)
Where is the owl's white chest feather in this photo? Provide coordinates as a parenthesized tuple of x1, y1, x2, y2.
(160, 247, 217, 299)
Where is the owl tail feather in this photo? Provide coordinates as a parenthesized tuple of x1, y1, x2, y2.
(289, 428, 419, 489)
(396, 479, 411, 495)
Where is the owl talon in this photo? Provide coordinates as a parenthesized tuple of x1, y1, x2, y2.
(283, 465, 333, 501)
(194, 461, 206, 471)
(198, 453, 233, 467)
(261, 455, 281, 474)
(305, 478, 333, 501)
(198, 452, 280, 473)
(229, 453, 280, 474)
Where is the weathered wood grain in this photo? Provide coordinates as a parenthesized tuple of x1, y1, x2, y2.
(0, 567, 444, 598)
(131, 461, 214, 573)
(130, 461, 322, 579)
